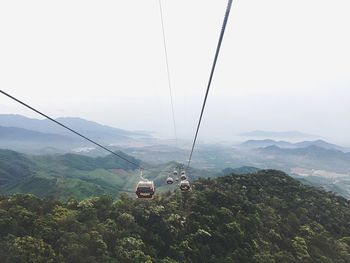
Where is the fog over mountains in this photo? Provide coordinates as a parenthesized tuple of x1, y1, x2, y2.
(0, 114, 152, 153)
(238, 130, 317, 139)
(0, 114, 149, 140)
(238, 139, 350, 152)
(0, 114, 350, 199)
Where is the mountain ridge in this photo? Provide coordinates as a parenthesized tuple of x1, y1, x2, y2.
(0, 114, 154, 154)
(238, 139, 350, 152)
(0, 125, 78, 143)
(239, 130, 318, 138)
(0, 114, 150, 142)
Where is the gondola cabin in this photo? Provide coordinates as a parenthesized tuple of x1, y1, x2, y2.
(135, 180, 155, 199)
(166, 177, 174, 184)
(180, 172, 187, 181)
(179, 180, 191, 192)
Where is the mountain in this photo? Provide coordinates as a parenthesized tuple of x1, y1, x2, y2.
(294, 174, 350, 199)
(0, 149, 37, 186)
(238, 139, 350, 152)
(0, 126, 74, 142)
(2, 144, 349, 201)
(0, 114, 150, 143)
(0, 149, 210, 200)
(255, 145, 350, 173)
(222, 166, 260, 175)
(294, 140, 350, 152)
(0, 126, 83, 152)
(248, 145, 350, 198)
(238, 139, 294, 149)
(0, 170, 349, 262)
(239, 130, 317, 139)
(118, 143, 350, 199)
(216, 144, 350, 199)
(0, 149, 142, 200)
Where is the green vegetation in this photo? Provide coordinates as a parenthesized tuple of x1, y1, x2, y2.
(222, 166, 260, 175)
(0, 149, 210, 201)
(0, 149, 37, 185)
(0, 170, 349, 262)
(0, 149, 141, 200)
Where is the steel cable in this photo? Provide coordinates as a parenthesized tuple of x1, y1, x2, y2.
(0, 89, 145, 170)
(158, 0, 178, 147)
(186, 0, 234, 169)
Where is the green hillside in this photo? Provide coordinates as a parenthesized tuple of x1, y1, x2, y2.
(0, 170, 349, 262)
(222, 166, 260, 175)
(0, 149, 37, 185)
(0, 149, 141, 200)
(0, 149, 209, 200)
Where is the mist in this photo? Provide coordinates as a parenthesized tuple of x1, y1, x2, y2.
(1, 0, 350, 145)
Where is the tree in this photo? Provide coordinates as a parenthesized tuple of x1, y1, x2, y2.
(6, 236, 56, 263)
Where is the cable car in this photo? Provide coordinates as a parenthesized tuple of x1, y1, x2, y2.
(179, 180, 191, 192)
(173, 170, 178, 177)
(180, 171, 187, 181)
(166, 177, 174, 184)
(135, 180, 155, 199)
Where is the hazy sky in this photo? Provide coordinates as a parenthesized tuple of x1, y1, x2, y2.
(0, 0, 349, 144)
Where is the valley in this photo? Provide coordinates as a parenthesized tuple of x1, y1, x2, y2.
(1, 114, 350, 199)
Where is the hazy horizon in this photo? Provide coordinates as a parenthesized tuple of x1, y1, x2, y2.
(1, 0, 349, 145)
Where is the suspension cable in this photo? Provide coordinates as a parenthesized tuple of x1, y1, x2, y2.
(158, 0, 178, 147)
(0, 89, 145, 170)
(186, 0, 234, 170)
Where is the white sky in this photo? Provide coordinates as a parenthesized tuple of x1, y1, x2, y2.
(0, 0, 349, 144)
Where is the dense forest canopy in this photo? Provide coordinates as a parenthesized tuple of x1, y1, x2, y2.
(0, 170, 349, 262)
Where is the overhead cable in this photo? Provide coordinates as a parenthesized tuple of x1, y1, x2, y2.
(0, 89, 144, 170)
(186, 0, 234, 169)
(158, 0, 178, 147)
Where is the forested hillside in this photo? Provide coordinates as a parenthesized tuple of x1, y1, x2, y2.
(0, 170, 349, 262)
(0, 149, 140, 200)
(0, 149, 210, 200)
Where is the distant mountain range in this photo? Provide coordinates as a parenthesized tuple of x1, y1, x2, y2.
(0, 126, 74, 142)
(239, 130, 317, 138)
(253, 145, 350, 173)
(0, 114, 150, 141)
(0, 114, 152, 153)
(1, 114, 349, 199)
(238, 139, 350, 152)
